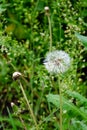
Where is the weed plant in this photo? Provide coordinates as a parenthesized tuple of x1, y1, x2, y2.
(0, 0, 87, 129)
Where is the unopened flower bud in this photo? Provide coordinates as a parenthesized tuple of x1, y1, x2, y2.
(11, 102, 15, 107)
(12, 71, 22, 80)
(44, 6, 49, 11)
(44, 6, 50, 16)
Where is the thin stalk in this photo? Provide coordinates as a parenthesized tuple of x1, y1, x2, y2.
(58, 76, 63, 130)
(57, 2, 62, 128)
(18, 80, 39, 130)
(59, 22, 61, 44)
(19, 115, 27, 130)
(47, 15, 52, 52)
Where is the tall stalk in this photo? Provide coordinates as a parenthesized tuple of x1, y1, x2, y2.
(44, 6, 63, 130)
(44, 6, 52, 52)
(18, 80, 39, 130)
(58, 76, 63, 130)
(47, 15, 52, 52)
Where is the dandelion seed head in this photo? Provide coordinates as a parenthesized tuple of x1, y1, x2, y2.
(44, 50, 71, 74)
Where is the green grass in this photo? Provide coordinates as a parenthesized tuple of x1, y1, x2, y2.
(0, 0, 87, 129)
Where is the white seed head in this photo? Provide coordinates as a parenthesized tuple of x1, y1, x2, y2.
(12, 71, 22, 80)
(44, 50, 71, 74)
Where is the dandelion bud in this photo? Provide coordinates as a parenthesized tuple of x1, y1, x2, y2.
(11, 102, 15, 107)
(44, 6, 50, 16)
(12, 71, 22, 80)
(44, 6, 49, 11)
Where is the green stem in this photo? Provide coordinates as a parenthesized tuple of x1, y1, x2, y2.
(18, 80, 39, 130)
(47, 15, 52, 52)
(58, 76, 63, 130)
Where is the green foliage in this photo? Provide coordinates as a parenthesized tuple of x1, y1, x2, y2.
(47, 93, 87, 119)
(47, 93, 87, 129)
(66, 90, 87, 106)
(75, 33, 87, 49)
(0, 0, 87, 129)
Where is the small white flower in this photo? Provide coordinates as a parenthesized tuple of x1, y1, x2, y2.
(12, 71, 22, 80)
(44, 50, 71, 74)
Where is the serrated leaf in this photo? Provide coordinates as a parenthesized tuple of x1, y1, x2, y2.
(66, 90, 87, 106)
(47, 94, 87, 121)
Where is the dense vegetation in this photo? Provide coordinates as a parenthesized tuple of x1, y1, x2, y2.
(0, 0, 87, 129)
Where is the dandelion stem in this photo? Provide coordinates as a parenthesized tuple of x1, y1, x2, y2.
(18, 80, 39, 130)
(58, 76, 63, 130)
(47, 15, 52, 52)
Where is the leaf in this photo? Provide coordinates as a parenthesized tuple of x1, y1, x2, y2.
(47, 94, 87, 121)
(7, 107, 17, 130)
(0, 3, 10, 13)
(71, 118, 87, 130)
(0, 6, 6, 13)
(80, 0, 87, 7)
(66, 90, 87, 106)
(0, 116, 23, 128)
(75, 32, 87, 49)
(36, 1, 45, 11)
